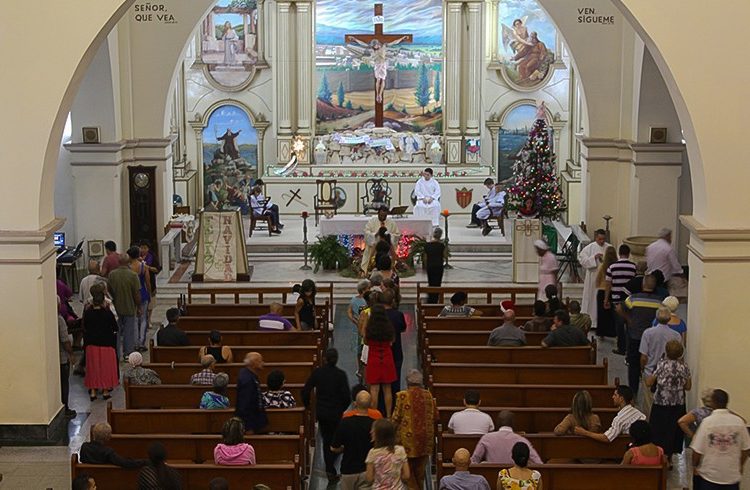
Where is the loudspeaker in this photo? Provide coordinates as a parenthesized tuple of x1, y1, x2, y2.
(82, 126, 100, 144)
(649, 127, 667, 144)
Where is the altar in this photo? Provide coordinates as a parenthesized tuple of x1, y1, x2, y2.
(319, 215, 433, 238)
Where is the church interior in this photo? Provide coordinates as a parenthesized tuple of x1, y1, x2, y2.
(0, 0, 749, 488)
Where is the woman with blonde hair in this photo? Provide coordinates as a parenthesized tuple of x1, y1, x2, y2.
(554, 390, 602, 435)
(594, 245, 618, 338)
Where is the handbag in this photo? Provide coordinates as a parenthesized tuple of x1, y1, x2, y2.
(360, 344, 369, 364)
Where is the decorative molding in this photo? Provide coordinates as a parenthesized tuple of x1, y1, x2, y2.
(0, 218, 65, 244)
(680, 215, 750, 242)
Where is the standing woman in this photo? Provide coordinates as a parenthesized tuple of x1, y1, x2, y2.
(127, 246, 151, 352)
(365, 304, 396, 417)
(646, 339, 691, 467)
(294, 279, 317, 331)
(365, 419, 409, 489)
(595, 246, 617, 338)
(423, 227, 445, 304)
(83, 289, 119, 401)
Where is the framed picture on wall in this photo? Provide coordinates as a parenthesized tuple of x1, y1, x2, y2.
(87, 239, 104, 258)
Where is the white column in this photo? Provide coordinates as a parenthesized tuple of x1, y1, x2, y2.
(0, 220, 68, 443)
(295, 0, 313, 164)
(444, 1, 463, 164)
(629, 143, 684, 237)
(464, 1, 482, 164)
(276, 2, 294, 163)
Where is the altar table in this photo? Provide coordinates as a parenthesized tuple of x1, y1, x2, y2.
(318, 215, 434, 238)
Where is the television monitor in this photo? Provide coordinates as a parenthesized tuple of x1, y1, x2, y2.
(53, 232, 65, 248)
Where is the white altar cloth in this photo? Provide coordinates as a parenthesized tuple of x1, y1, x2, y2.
(319, 215, 433, 238)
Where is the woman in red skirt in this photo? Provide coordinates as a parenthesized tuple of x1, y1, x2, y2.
(365, 304, 396, 417)
(83, 289, 119, 400)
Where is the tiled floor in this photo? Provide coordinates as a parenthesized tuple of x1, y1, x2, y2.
(1, 296, 748, 489)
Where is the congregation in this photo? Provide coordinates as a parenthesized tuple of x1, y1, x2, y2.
(57, 230, 750, 490)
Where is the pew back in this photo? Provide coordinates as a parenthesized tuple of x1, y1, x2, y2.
(184, 330, 320, 346)
(426, 345, 595, 365)
(437, 407, 618, 433)
(425, 330, 547, 346)
(149, 345, 319, 364)
(123, 382, 304, 409)
(427, 363, 608, 385)
(431, 384, 617, 407)
(145, 362, 315, 385)
(437, 462, 666, 490)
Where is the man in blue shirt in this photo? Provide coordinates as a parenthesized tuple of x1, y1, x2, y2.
(439, 448, 490, 490)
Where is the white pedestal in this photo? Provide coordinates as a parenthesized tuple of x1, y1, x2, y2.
(512, 218, 542, 283)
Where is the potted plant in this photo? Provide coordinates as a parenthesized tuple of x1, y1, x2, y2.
(310, 235, 351, 273)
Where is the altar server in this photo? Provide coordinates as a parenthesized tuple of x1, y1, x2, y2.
(362, 206, 400, 274)
(467, 178, 495, 228)
(578, 229, 610, 325)
(477, 183, 506, 235)
(413, 168, 441, 226)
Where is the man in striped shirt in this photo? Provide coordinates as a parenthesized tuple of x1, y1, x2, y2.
(604, 244, 637, 355)
(575, 385, 645, 442)
(619, 275, 662, 398)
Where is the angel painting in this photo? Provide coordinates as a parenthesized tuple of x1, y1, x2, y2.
(344, 35, 409, 103)
(499, 9, 556, 89)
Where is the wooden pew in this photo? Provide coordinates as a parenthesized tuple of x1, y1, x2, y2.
(187, 282, 333, 307)
(72, 455, 301, 490)
(423, 316, 536, 331)
(439, 432, 629, 462)
(427, 362, 608, 385)
(149, 345, 320, 364)
(437, 461, 666, 490)
(145, 362, 314, 385)
(425, 345, 596, 365)
(425, 330, 547, 346)
(183, 303, 327, 318)
(416, 284, 538, 308)
(184, 330, 320, 347)
(437, 407, 618, 433)
(108, 405, 306, 434)
(124, 382, 304, 409)
(420, 304, 534, 318)
(106, 433, 303, 464)
(431, 384, 617, 408)
(177, 315, 323, 332)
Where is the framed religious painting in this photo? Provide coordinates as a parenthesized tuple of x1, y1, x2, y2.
(199, 0, 265, 91)
(314, 0, 443, 134)
(497, 0, 557, 92)
(201, 104, 258, 214)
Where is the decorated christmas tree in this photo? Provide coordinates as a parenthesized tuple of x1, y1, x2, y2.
(506, 115, 566, 220)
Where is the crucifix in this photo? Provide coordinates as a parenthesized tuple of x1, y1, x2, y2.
(344, 3, 413, 127)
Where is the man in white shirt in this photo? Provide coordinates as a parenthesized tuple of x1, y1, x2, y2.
(575, 385, 645, 442)
(79, 259, 107, 304)
(413, 167, 441, 226)
(691, 389, 750, 489)
(477, 183, 506, 236)
(467, 178, 495, 228)
(577, 229, 611, 325)
(448, 390, 494, 435)
(645, 228, 682, 282)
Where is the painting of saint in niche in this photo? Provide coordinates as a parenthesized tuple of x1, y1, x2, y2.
(499, 104, 552, 180)
(201, 0, 259, 88)
(202, 105, 258, 214)
(499, 0, 556, 90)
(315, 0, 443, 134)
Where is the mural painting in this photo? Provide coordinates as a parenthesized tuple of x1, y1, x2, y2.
(315, 0, 443, 134)
(200, 0, 259, 88)
(202, 105, 258, 214)
(499, 0, 556, 90)
(499, 104, 542, 180)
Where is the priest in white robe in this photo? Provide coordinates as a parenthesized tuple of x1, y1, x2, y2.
(413, 168, 441, 226)
(578, 229, 610, 324)
(361, 205, 401, 274)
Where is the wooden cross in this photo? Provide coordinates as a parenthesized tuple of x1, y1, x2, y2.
(344, 3, 413, 127)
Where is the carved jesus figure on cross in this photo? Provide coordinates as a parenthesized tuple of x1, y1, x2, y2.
(344, 3, 413, 126)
